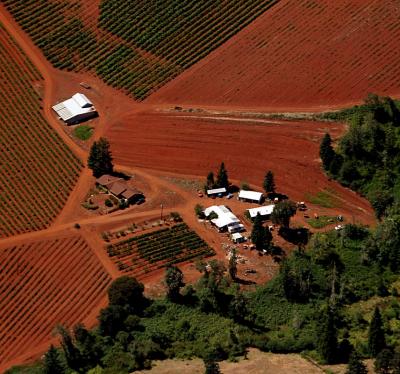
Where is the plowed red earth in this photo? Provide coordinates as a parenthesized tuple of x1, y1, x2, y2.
(107, 112, 374, 225)
(0, 235, 112, 372)
(149, 0, 400, 110)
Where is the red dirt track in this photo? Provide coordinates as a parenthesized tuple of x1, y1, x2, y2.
(149, 0, 400, 110)
(107, 112, 374, 225)
(0, 235, 112, 372)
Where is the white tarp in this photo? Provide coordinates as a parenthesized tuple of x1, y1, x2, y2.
(207, 187, 227, 195)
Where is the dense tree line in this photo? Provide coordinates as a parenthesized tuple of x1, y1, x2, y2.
(319, 94, 400, 218)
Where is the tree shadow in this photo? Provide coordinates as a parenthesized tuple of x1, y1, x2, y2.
(278, 227, 311, 246)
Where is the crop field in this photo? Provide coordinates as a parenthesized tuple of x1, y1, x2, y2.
(105, 223, 215, 277)
(2, 0, 278, 100)
(150, 0, 400, 109)
(0, 235, 112, 370)
(0, 23, 82, 238)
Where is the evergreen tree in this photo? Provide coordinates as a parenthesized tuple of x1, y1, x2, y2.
(346, 351, 367, 374)
(88, 137, 114, 177)
(368, 307, 386, 357)
(204, 359, 221, 374)
(263, 170, 276, 194)
(229, 291, 248, 324)
(271, 200, 297, 228)
(228, 248, 238, 280)
(319, 133, 335, 171)
(108, 276, 146, 313)
(216, 162, 229, 189)
(206, 172, 215, 189)
(251, 213, 272, 250)
(374, 349, 393, 374)
(57, 325, 82, 372)
(164, 265, 185, 302)
(316, 307, 338, 364)
(43, 345, 65, 374)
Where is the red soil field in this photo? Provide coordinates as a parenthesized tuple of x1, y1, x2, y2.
(0, 235, 112, 372)
(149, 0, 400, 110)
(106, 112, 374, 225)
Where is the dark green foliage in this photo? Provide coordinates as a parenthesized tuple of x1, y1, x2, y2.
(216, 162, 229, 189)
(57, 326, 82, 372)
(43, 345, 65, 374)
(368, 307, 386, 357)
(263, 170, 276, 194)
(107, 276, 146, 312)
(316, 307, 338, 364)
(204, 359, 221, 374)
(88, 137, 114, 177)
(165, 266, 185, 302)
(271, 200, 297, 228)
(98, 304, 127, 337)
(228, 249, 238, 280)
(206, 172, 215, 190)
(251, 213, 272, 250)
(346, 350, 368, 374)
(374, 349, 393, 374)
(319, 133, 335, 171)
(195, 204, 205, 218)
(228, 291, 249, 324)
(320, 95, 400, 217)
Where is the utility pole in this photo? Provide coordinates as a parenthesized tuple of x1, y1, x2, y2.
(160, 203, 164, 221)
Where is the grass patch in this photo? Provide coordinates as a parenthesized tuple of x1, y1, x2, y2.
(307, 215, 338, 229)
(305, 189, 341, 208)
(73, 125, 93, 140)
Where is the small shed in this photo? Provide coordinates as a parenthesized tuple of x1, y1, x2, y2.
(247, 205, 275, 219)
(231, 233, 246, 244)
(238, 190, 263, 204)
(207, 187, 227, 197)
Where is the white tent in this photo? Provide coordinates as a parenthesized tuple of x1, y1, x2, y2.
(238, 190, 263, 203)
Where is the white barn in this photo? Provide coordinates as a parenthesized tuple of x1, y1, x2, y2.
(238, 190, 263, 204)
(204, 205, 240, 231)
(52, 93, 97, 124)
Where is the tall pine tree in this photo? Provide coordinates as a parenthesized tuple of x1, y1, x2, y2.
(263, 170, 276, 194)
(43, 345, 65, 374)
(368, 307, 386, 357)
(88, 137, 114, 177)
(319, 133, 335, 171)
(251, 213, 272, 250)
(216, 162, 229, 189)
(317, 307, 338, 364)
(346, 351, 367, 374)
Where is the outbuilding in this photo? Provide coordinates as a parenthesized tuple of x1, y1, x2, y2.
(247, 205, 275, 220)
(52, 93, 97, 125)
(207, 187, 227, 197)
(231, 232, 246, 244)
(204, 205, 240, 232)
(238, 190, 264, 204)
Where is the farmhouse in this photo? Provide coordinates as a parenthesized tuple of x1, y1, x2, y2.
(207, 187, 227, 197)
(204, 205, 241, 232)
(238, 190, 263, 204)
(96, 175, 144, 204)
(52, 93, 97, 124)
(247, 205, 275, 219)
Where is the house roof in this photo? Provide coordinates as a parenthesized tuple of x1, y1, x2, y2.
(238, 190, 263, 201)
(248, 205, 275, 218)
(204, 205, 239, 228)
(207, 187, 227, 195)
(108, 182, 127, 196)
(121, 188, 143, 200)
(96, 175, 121, 187)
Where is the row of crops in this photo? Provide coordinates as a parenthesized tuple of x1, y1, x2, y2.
(0, 236, 112, 367)
(0, 24, 82, 237)
(2, 0, 279, 100)
(106, 223, 215, 276)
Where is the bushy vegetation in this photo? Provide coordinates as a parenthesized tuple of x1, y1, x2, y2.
(10, 205, 400, 373)
(319, 94, 400, 218)
(73, 125, 93, 141)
